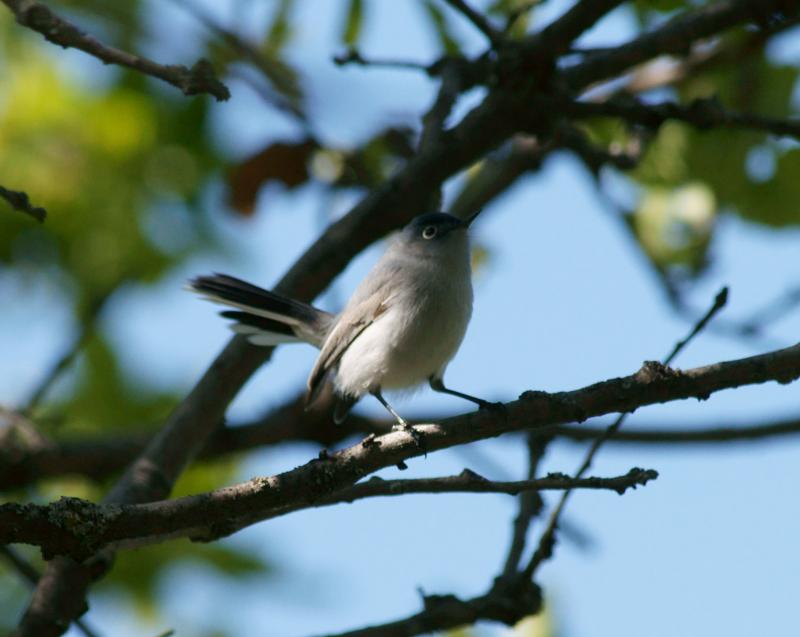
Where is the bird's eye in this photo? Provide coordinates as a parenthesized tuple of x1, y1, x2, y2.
(422, 225, 437, 239)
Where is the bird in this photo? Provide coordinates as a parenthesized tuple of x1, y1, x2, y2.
(188, 211, 491, 431)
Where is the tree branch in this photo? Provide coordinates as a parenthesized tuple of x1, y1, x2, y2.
(0, 185, 46, 222)
(8, 402, 800, 492)
(0, 547, 100, 637)
(323, 467, 657, 501)
(14, 0, 799, 632)
(442, 0, 502, 45)
(567, 96, 800, 140)
(500, 434, 548, 579)
(1, 0, 229, 101)
(4, 340, 800, 558)
(0, 467, 658, 560)
(522, 287, 728, 579)
(169, 0, 303, 121)
(564, 0, 797, 90)
(309, 580, 543, 637)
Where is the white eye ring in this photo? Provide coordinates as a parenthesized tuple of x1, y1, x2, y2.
(422, 226, 437, 239)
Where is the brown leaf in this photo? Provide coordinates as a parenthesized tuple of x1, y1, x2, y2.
(227, 139, 317, 215)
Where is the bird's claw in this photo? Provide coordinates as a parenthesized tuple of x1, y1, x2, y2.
(477, 400, 505, 412)
(392, 421, 426, 450)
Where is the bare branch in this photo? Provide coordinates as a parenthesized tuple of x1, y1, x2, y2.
(333, 49, 433, 72)
(310, 583, 542, 637)
(0, 547, 101, 637)
(9, 402, 800, 492)
(554, 418, 800, 444)
(4, 339, 800, 558)
(328, 467, 657, 501)
(0, 467, 658, 560)
(14, 0, 800, 631)
(526, 0, 626, 54)
(556, 124, 641, 173)
(567, 96, 800, 141)
(1, 0, 229, 101)
(0, 185, 46, 222)
(523, 287, 728, 579)
(169, 0, 303, 121)
(442, 0, 502, 45)
(565, 0, 797, 90)
(23, 286, 118, 413)
(500, 434, 548, 579)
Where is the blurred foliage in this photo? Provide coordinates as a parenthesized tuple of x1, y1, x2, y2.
(0, 2, 258, 628)
(106, 539, 268, 619)
(341, 0, 365, 47)
(423, 0, 464, 55)
(580, 25, 800, 280)
(225, 126, 414, 213)
(1, 0, 799, 634)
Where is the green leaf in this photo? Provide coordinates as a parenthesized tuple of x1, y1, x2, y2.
(104, 540, 270, 617)
(54, 335, 179, 434)
(264, 0, 294, 54)
(422, 0, 462, 55)
(633, 182, 716, 272)
(341, 0, 365, 46)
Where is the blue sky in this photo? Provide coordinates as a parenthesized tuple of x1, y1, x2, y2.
(1, 1, 799, 636)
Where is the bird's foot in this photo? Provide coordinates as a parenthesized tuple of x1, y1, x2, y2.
(392, 420, 425, 449)
(476, 399, 505, 412)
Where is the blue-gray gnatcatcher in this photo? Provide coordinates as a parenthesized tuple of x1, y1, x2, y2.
(189, 212, 490, 429)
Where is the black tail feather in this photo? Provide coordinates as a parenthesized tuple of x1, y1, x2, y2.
(219, 310, 296, 338)
(189, 273, 320, 324)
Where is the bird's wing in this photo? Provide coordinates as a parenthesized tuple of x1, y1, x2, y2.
(306, 287, 391, 406)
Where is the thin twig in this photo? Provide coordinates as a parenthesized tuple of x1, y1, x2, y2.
(331, 467, 657, 502)
(565, 0, 799, 90)
(504, 1, 542, 33)
(557, 124, 641, 173)
(567, 96, 800, 141)
(0, 546, 101, 637)
(523, 287, 729, 578)
(500, 433, 548, 578)
(735, 286, 800, 337)
(1, 0, 229, 101)
(169, 0, 304, 121)
(442, 0, 502, 45)
(332, 48, 433, 73)
(24, 288, 117, 414)
(0, 185, 46, 222)
(15, 0, 798, 631)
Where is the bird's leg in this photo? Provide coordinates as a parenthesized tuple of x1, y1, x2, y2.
(429, 376, 502, 410)
(371, 389, 423, 448)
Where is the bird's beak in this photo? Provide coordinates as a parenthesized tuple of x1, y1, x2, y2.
(462, 209, 482, 228)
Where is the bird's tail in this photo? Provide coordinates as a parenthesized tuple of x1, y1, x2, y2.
(188, 273, 332, 347)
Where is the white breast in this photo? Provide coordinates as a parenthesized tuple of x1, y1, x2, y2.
(334, 256, 473, 398)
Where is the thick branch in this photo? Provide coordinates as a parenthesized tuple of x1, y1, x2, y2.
(0, 468, 656, 559)
(1, 0, 229, 101)
(15, 0, 798, 632)
(564, 0, 796, 90)
(526, 0, 626, 54)
(8, 405, 800, 492)
(3, 343, 799, 558)
(310, 578, 543, 637)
